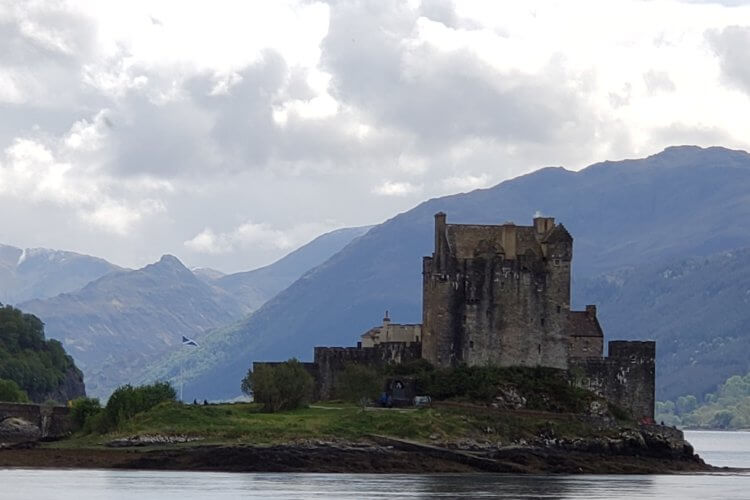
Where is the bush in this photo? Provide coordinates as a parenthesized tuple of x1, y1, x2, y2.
(0, 378, 29, 403)
(70, 397, 102, 431)
(242, 359, 313, 412)
(334, 363, 382, 403)
(101, 382, 176, 431)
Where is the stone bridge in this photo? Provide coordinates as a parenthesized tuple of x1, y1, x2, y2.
(0, 402, 72, 440)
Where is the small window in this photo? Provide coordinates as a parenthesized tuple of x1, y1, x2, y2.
(553, 259, 561, 266)
(469, 341, 474, 349)
(556, 305, 561, 314)
(540, 318, 545, 326)
(537, 344, 541, 354)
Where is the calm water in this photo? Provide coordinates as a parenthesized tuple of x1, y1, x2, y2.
(0, 431, 748, 499)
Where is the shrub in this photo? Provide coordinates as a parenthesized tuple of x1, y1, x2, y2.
(70, 397, 102, 431)
(102, 382, 176, 431)
(242, 359, 313, 412)
(0, 378, 29, 403)
(334, 363, 382, 403)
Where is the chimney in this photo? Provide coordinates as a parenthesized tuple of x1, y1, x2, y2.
(435, 212, 447, 271)
(585, 305, 597, 317)
(534, 216, 555, 235)
(383, 310, 391, 326)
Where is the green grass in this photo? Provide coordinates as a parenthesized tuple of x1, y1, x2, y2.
(53, 400, 627, 450)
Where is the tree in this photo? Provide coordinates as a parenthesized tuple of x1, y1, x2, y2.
(103, 382, 176, 430)
(334, 363, 381, 404)
(242, 359, 313, 412)
(69, 397, 102, 431)
(0, 378, 28, 403)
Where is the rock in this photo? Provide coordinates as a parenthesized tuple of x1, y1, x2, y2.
(105, 434, 203, 448)
(0, 418, 41, 442)
(493, 386, 527, 410)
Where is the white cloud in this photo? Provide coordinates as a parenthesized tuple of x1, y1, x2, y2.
(373, 181, 422, 197)
(2, 0, 750, 271)
(184, 220, 339, 258)
(440, 174, 491, 192)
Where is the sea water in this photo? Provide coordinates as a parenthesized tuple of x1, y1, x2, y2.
(0, 430, 748, 500)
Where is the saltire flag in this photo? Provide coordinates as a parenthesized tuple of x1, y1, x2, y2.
(182, 336, 199, 347)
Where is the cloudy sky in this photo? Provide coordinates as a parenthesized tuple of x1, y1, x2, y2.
(2, 0, 750, 272)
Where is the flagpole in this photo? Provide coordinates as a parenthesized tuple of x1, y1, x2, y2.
(180, 346, 184, 402)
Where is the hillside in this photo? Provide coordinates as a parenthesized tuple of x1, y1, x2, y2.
(209, 226, 372, 312)
(580, 248, 750, 400)
(0, 245, 121, 304)
(20, 255, 246, 399)
(146, 146, 750, 401)
(0, 304, 85, 403)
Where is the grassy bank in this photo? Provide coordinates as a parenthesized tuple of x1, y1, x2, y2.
(51, 400, 625, 450)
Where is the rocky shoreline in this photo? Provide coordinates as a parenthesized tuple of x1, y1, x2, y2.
(0, 425, 718, 474)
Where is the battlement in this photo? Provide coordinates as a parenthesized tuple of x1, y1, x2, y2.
(572, 341, 656, 421)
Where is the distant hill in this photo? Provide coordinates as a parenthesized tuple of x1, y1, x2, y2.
(0, 244, 121, 304)
(144, 146, 750, 402)
(581, 247, 750, 401)
(208, 226, 372, 312)
(18, 227, 370, 399)
(0, 303, 85, 403)
(20, 255, 246, 399)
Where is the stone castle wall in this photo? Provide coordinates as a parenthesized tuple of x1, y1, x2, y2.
(572, 341, 656, 421)
(314, 342, 422, 400)
(0, 402, 73, 439)
(422, 213, 572, 369)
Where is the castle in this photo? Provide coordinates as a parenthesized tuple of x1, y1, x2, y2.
(255, 213, 655, 420)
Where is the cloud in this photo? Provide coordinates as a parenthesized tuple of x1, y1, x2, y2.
(373, 181, 421, 196)
(184, 220, 337, 256)
(2, 0, 750, 272)
(706, 25, 750, 93)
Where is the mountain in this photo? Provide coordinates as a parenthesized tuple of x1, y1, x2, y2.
(20, 255, 247, 399)
(144, 146, 750, 402)
(209, 226, 372, 312)
(0, 244, 121, 304)
(16, 227, 371, 400)
(581, 248, 750, 401)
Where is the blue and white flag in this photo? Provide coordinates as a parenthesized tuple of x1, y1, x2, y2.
(182, 336, 199, 347)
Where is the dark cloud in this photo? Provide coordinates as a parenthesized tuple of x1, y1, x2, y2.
(707, 25, 750, 94)
(321, 1, 600, 155)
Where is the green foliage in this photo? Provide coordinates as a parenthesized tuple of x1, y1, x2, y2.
(70, 397, 102, 431)
(334, 363, 382, 403)
(242, 359, 313, 412)
(656, 370, 750, 429)
(391, 362, 597, 413)
(0, 378, 29, 403)
(0, 304, 79, 400)
(98, 382, 176, 431)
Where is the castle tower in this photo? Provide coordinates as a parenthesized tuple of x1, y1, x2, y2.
(422, 212, 573, 369)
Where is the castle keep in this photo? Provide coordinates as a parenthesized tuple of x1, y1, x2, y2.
(256, 213, 656, 420)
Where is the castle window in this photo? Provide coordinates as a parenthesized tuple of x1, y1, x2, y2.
(540, 318, 545, 326)
(537, 344, 541, 354)
(469, 341, 474, 349)
(553, 259, 561, 266)
(556, 305, 561, 313)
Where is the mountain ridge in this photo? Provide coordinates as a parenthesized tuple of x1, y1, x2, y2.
(146, 145, 750, 401)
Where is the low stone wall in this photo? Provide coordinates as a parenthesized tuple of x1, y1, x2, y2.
(0, 402, 72, 440)
(314, 342, 422, 400)
(572, 341, 656, 421)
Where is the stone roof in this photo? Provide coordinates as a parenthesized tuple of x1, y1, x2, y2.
(567, 311, 603, 338)
(360, 327, 381, 339)
(542, 223, 573, 243)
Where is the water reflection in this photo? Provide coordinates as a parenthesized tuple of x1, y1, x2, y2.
(3, 469, 748, 500)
